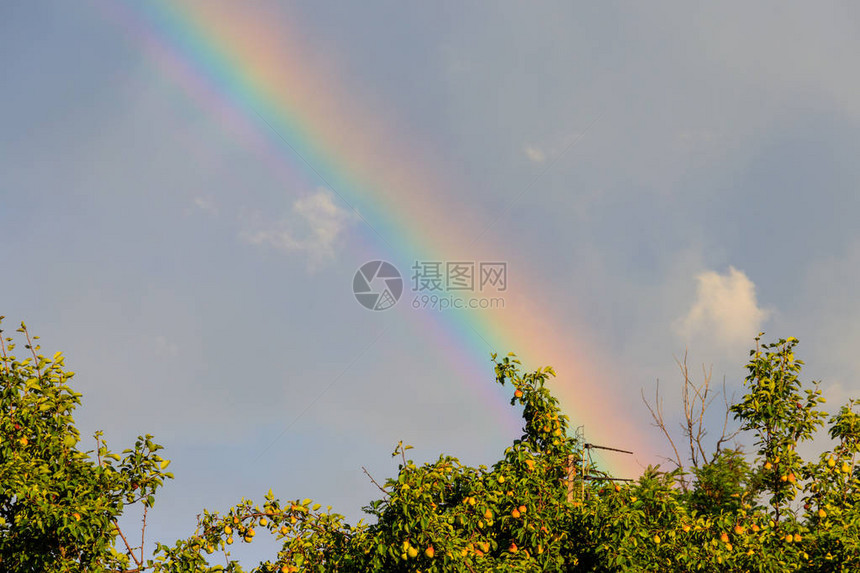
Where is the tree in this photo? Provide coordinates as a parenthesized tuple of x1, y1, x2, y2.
(641, 353, 740, 492)
(4, 319, 860, 571)
(731, 335, 828, 523)
(0, 319, 173, 571)
(151, 355, 582, 572)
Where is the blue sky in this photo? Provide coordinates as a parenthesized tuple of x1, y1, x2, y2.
(3, 0, 860, 562)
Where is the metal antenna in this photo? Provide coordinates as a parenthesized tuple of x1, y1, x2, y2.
(567, 430, 634, 503)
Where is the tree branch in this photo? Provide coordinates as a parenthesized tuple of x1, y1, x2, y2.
(114, 522, 143, 570)
(362, 466, 388, 496)
(641, 380, 683, 474)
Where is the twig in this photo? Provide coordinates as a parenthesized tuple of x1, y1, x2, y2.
(21, 324, 41, 378)
(0, 319, 9, 375)
(140, 505, 148, 566)
(714, 378, 740, 454)
(362, 466, 388, 495)
(679, 353, 697, 468)
(641, 381, 683, 471)
(115, 522, 143, 570)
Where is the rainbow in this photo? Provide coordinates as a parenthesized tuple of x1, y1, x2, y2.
(99, 0, 652, 475)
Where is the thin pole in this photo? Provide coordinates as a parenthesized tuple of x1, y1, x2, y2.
(567, 454, 574, 503)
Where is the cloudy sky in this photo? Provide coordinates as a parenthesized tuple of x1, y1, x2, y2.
(3, 0, 860, 560)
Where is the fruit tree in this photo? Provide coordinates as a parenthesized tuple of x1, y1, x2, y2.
(2, 318, 860, 571)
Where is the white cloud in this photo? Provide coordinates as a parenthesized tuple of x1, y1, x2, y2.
(675, 266, 770, 351)
(154, 335, 179, 357)
(192, 196, 218, 216)
(523, 131, 588, 166)
(240, 188, 357, 267)
(523, 145, 546, 164)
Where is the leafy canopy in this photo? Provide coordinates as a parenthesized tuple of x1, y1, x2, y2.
(3, 320, 860, 572)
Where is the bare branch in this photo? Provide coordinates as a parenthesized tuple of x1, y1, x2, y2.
(140, 506, 148, 566)
(21, 324, 41, 378)
(676, 354, 698, 468)
(693, 363, 714, 465)
(0, 322, 9, 375)
(646, 350, 741, 491)
(714, 377, 741, 454)
(641, 380, 683, 473)
(362, 466, 388, 496)
(114, 521, 142, 570)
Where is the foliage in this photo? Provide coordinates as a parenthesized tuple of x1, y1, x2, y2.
(687, 448, 750, 516)
(731, 335, 828, 521)
(0, 319, 173, 572)
(3, 320, 860, 571)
